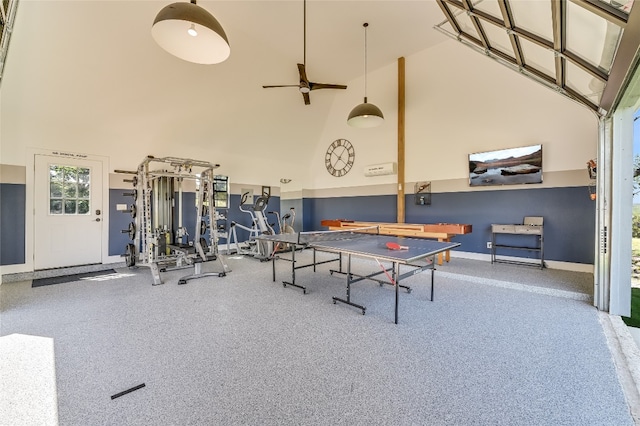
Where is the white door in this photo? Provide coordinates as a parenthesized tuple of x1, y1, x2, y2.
(34, 155, 103, 269)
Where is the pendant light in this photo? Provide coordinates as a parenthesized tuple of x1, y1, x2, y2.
(348, 23, 384, 128)
(152, 0, 230, 65)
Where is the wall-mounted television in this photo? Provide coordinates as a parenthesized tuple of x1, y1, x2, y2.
(469, 144, 542, 187)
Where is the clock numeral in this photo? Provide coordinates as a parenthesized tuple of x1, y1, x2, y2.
(328, 166, 335, 175)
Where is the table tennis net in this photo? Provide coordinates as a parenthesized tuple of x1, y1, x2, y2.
(297, 226, 380, 244)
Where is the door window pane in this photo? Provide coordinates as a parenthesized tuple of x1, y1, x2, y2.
(64, 200, 77, 214)
(50, 181, 63, 198)
(78, 200, 90, 214)
(78, 168, 90, 183)
(49, 165, 91, 215)
(78, 183, 90, 198)
(50, 200, 63, 214)
(63, 182, 77, 198)
(50, 166, 63, 181)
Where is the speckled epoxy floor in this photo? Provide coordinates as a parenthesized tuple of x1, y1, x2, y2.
(437, 256, 593, 301)
(0, 253, 633, 425)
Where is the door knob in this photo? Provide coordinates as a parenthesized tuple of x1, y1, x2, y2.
(95, 218, 101, 222)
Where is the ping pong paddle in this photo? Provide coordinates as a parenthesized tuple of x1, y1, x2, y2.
(386, 242, 408, 250)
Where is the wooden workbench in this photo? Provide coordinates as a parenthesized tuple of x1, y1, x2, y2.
(320, 220, 472, 265)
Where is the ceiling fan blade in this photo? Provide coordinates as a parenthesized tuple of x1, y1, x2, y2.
(302, 92, 310, 105)
(309, 83, 347, 91)
(262, 85, 300, 88)
(297, 63, 309, 84)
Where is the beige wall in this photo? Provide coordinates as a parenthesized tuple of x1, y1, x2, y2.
(0, 164, 25, 184)
(304, 39, 597, 192)
(1, 3, 597, 194)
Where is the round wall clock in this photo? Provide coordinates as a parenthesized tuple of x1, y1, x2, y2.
(325, 139, 355, 177)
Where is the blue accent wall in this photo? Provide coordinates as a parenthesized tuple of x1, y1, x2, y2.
(7, 183, 593, 266)
(0, 183, 26, 265)
(109, 188, 135, 256)
(305, 186, 595, 264)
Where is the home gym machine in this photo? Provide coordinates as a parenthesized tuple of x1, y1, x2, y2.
(117, 156, 230, 285)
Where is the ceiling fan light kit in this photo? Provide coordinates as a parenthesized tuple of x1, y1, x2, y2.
(348, 22, 384, 128)
(152, 0, 230, 65)
(262, 0, 347, 105)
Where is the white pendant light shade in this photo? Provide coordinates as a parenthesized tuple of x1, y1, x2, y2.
(348, 97, 384, 128)
(152, 1, 230, 65)
(348, 22, 383, 128)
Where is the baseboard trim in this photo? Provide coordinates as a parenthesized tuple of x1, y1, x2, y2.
(450, 251, 593, 273)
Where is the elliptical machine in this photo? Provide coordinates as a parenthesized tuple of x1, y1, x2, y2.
(268, 207, 295, 234)
(267, 207, 296, 254)
(228, 191, 275, 260)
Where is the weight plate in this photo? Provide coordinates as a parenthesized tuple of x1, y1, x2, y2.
(128, 222, 136, 240)
(129, 204, 137, 219)
(125, 243, 136, 267)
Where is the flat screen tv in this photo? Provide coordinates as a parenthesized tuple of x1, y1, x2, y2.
(468, 144, 542, 187)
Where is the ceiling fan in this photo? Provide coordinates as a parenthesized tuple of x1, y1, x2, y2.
(262, 0, 347, 105)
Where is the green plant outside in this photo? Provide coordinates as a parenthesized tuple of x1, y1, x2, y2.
(624, 159, 640, 327)
(633, 238, 640, 257)
(622, 288, 640, 328)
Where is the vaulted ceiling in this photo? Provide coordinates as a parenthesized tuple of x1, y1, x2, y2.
(3, 1, 637, 117)
(1, 1, 638, 180)
(0, 1, 448, 174)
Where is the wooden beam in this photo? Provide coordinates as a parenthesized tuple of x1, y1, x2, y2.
(397, 57, 405, 224)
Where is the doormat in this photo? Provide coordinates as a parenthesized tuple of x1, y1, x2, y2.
(32, 269, 119, 287)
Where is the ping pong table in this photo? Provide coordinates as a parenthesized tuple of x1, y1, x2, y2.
(256, 227, 460, 324)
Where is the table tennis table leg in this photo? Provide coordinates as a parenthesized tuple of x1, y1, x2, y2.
(394, 262, 400, 324)
(332, 253, 366, 315)
(346, 254, 352, 302)
(430, 265, 435, 301)
(281, 244, 307, 294)
(271, 253, 276, 282)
